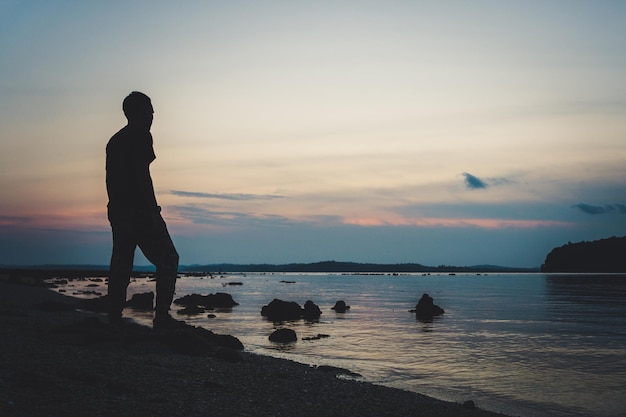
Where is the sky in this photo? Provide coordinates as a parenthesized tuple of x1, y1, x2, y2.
(1, 1, 626, 268)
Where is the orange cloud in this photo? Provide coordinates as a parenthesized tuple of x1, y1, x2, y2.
(0, 208, 108, 231)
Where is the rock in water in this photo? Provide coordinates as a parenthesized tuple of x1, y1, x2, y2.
(331, 300, 350, 313)
(302, 300, 322, 321)
(261, 299, 303, 322)
(411, 293, 444, 319)
(126, 292, 154, 310)
(173, 293, 238, 309)
(269, 328, 297, 343)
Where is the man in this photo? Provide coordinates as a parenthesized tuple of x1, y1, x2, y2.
(106, 91, 182, 328)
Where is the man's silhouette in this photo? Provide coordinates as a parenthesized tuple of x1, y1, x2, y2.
(106, 91, 182, 328)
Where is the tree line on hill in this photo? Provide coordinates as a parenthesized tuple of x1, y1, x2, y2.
(541, 236, 626, 273)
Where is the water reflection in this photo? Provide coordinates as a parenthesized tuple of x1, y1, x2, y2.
(545, 274, 626, 330)
(545, 274, 626, 303)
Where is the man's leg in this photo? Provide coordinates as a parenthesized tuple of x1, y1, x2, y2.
(136, 212, 179, 318)
(108, 223, 136, 322)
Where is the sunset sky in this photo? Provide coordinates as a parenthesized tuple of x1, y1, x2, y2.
(1, 1, 625, 268)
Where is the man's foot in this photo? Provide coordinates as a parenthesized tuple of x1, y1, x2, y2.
(153, 313, 187, 330)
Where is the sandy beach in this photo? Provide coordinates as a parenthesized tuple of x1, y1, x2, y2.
(0, 273, 511, 417)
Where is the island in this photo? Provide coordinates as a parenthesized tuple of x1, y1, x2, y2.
(541, 236, 626, 273)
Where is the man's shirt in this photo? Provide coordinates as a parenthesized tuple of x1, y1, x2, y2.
(106, 125, 158, 218)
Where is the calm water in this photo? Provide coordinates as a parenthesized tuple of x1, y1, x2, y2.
(60, 273, 626, 417)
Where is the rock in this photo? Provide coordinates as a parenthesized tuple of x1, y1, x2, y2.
(269, 328, 297, 343)
(261, 299, 304, 322)
(411, 293, 444, 320)
(261, 299, 322, 322)
(331, 300, 350, 313)
(79, 290, 101, 296)
(209, 332, 245, 350)
(126, 292, 154, 310)
(173, 293, 238, 309)
(462, 400, 476, 409)
(302, 300, 322, 321)
(302, 334, 330, 341)
(316, 365, 361, 378)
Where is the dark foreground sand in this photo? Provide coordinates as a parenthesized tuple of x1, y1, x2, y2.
(0, 277, 511, 417)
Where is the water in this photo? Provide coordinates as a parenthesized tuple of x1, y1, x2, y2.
(59, 273, 626, 417)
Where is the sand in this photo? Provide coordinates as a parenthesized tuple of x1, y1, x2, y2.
(0, 275, 511, 417)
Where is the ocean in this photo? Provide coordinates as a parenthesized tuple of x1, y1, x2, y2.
(59, 272, 626, 417)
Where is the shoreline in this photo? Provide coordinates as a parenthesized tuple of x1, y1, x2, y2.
(0, 277, 511, 417)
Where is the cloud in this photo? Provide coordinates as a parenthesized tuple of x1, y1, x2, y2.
(169, 190, 284, 201)
(460, 173, 513, 190)
(0, 215, 33, 226)
(462, 173, 488, 189)
(172, 205, 294, 227)
(572, 203, 626, 215)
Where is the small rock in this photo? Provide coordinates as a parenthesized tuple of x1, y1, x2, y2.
(174, 293, 238, 309)
(463, 400, 476, 409)
(126, 292, 154, 310)
(261, 299, 303, 322)
(269, 328, 297, 343)
(302, 300, 322, 321)
(302, 334, 330, 341)
(331, 300, 350, 313)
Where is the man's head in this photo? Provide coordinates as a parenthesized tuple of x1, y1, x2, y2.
(123, 91, 153, 129)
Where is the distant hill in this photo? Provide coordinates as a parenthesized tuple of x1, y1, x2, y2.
(184, 261, 537, 273)
(541, 236, 626, 273)
(1, 260, 537, 275)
